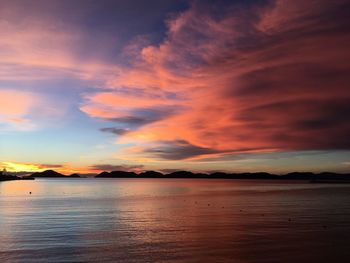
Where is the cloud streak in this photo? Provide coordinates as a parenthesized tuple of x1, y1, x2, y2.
(100, 127, 130, 135)
(0, 89, 67, 131)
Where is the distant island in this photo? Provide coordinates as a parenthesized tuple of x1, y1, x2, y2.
(2, 169, 349, 183)
(29, 170, 81, 178)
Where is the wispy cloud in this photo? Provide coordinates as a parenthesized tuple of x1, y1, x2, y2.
(0, 3, 117, 131)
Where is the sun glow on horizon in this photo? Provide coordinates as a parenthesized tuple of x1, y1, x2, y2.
(0, 162, 87, 174)
(1, 162, 45, 173)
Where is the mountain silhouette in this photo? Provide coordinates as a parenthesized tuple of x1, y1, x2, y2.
(13, 169, 349, 182)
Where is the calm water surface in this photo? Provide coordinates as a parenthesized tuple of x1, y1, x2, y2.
(1, 179, 350, 262)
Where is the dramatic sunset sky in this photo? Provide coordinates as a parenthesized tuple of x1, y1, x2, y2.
(0, 0, 349, 174)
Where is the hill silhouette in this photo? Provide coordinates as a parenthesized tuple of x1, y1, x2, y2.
(94, 170, 350, 181)
(96, 171, 137, 178)
(68, 173, 81, 178)
(139, 171, 163, 177)
(30, 170, 65, 178)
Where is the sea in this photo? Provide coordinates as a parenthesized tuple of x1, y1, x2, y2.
(1, 178, 350, 262)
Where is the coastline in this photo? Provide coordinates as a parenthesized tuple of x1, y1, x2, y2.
(0, 176, 35, 182)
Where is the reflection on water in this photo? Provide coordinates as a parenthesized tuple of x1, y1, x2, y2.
(1, 179, 350, 262)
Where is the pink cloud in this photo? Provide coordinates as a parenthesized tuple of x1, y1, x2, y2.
(0, 90, 38, 116)
(82, 0, 350, 160)
(0, 89, 67, 131)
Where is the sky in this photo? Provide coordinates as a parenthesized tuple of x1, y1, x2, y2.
(0, 0, 349, 174)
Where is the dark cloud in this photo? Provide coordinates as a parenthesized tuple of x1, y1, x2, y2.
(107, 116, 150, 125)
(143, 140, 218, 160)
(100, 127, 129, 135)
(159, 168, 184, 173)
(90, 164, 144, 172)
(105, 106, 182, 127)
